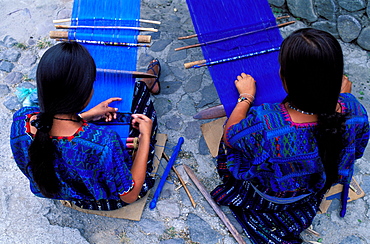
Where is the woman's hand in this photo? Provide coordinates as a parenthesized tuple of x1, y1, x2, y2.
(235, 73, 256, 98)
(131, 114, 152, 138)
(341, 75, 352, 93)
(80, 97, 122, 122)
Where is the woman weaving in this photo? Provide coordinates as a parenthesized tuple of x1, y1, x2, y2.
(211, 28, 369, 243)
(10, 42, 161, 210)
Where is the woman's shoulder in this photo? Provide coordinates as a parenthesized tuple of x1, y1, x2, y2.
(339, 93, 368, 116)
(13, 106, 39, 120)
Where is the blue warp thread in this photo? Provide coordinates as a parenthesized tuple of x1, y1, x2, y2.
(70, 0, 140, 140)
(185, 0, 287, 116)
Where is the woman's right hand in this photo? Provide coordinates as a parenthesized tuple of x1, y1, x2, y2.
(131, 114, 152, 138)
(235, 73, 256, 98)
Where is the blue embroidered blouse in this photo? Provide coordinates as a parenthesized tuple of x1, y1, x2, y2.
(225, 93, 369, 215)
(10, 106, 135, 200)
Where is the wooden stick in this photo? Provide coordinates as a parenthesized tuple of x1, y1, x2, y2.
(176, 21, 295, 51)
(96, 68, 157, 78)
(53, 18, 161, 25)
(177, 17, 292, 40)
(193, 104, 226, 120)
(184, 60, 206, 69)
(183, 165, 246, 244)
(162, 152, 197, 208)
(49, 31, 151, 43)
(55, 25, 158, 32)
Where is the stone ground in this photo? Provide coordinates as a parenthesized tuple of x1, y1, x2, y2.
(1, 0, 370, 243)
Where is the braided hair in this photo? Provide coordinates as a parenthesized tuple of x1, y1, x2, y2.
(28, 42, 96, 197)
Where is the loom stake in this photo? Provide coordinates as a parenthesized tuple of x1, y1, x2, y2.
(49, 31, 152, 43)
(185, 47, 281, 69)
(64, 39, 151, 48)
(55, 25, 158, 32)
(162, 152, 196, 208)
(149, 137, 184, 210)
(53, 18, 161, 25)
(193, 104, 226, 120)
(183, 165, 247, 244)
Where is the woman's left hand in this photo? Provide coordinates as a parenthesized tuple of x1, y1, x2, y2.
(80, 97, 122, 122)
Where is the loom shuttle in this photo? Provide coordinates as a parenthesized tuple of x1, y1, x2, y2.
(149, 137, 184, 210)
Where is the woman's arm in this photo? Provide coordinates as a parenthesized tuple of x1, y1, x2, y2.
(79, 97, 122, 122)
(223, 73, 256, 144)
(119, 114, 152, 203)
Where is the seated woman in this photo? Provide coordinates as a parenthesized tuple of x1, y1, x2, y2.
(211, 28, 369, 243)
(10, 42, 160, 211)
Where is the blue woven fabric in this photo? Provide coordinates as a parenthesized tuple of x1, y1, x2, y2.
(11, 107, 134, 200)
(186, 0, 287, 116)
(69, 0, 141, 139)
(212, 93, 369, 243)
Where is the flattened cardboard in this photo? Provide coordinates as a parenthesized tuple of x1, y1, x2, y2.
(201, 117, 227, 157)
(61, 133, 168, 221)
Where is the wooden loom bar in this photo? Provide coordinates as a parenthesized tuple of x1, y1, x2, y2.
(49, 31, 152, 43)
(55, 25, 158, 32)
(178, 16, 291, 40)
(96, 68, 157, 78)
(176, 21, 295, 51)
(53, 18, 161, 25)
(183, 165, 247, 244)
(162, 152, 197, 208)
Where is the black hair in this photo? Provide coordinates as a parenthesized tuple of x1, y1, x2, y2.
(28, 42, 96, 197)
(279, 28, 347, 190)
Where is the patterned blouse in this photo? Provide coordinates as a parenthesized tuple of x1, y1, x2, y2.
(10, 106, 135, 200)
(225, 93, 369, 214)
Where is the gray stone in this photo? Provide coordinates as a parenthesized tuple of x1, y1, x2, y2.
(357, 27, 370, 51)
(137, 218, 165, 235)
(159, 238, 185, 244)
(199, 136, 209, 155)
(339, 235, 365, 244)
(160, 81, 182, 95)
(4, 72, 23, 85)
(184, 121, 201, 140)
(169, 66, 186, 80)
(337, 15, 362, 42)
(0, 84, 10, 98)
(3, 35, 17, 48)
(338, 0, 366, 12)
(0, 60, 15, 72)
(157, 200, 180, 218)
(184, 75, 202, 93)
(315, 0, 337, 21)
(178, 95, 196, 116)
(20, 54, 37, 67)
(167, 44, 187, 63)
(151, 39, 172, 52)
(367, 2, 370, 18)
(197, 84, 218, 108)
(312, 21, 338, 38)
(154, 97, 172, 117)
(0, 49, 21, 62)
(179, 185, 200, 207)
(268, 0, 285, 7)
(18, 82, 36, 89)
(287, 0, 318, 22)
(165, 115, 183, 130)
(187, 213, 223, 244)
(4, 96, 21, 110)
(137, 53, 154, 68)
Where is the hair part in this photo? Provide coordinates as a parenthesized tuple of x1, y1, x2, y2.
(28, 42, 96, 197)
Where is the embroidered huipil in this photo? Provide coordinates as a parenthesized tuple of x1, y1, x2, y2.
(225, 93, 369, 216)
(10, 106, 134, 200)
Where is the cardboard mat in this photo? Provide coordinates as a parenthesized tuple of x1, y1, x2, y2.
(61, 133, 167, 221)
(319, 177, 365, 214)
(201, 117, 227, 157)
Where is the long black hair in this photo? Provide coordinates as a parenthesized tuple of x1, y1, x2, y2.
(279, 28, 347, 191)
(28, 42, 96, 197)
